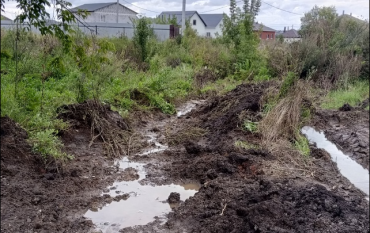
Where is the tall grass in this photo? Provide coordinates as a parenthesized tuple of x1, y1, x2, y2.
(321, 80, 369, 109)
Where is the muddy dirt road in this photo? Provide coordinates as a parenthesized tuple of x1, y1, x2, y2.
(1, 83, 369, 233)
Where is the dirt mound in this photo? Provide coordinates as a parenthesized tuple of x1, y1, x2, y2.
(0, 116, 38, 176)
(172, 82, 268, 150)
(1, 103, 137, 233)
(313, 109, 369, 169)
(135, 82, 369, 233)
(59, 100, 133, 158)
(164, 178, 368, 233)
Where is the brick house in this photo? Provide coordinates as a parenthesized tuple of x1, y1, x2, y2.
(253, 23, 276, 40)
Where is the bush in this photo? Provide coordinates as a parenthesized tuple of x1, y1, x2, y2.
(29, 129, 73, 163)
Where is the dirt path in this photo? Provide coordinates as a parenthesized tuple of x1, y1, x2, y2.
(1, 84, 369, 233)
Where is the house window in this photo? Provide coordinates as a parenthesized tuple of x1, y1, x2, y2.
(193, 20, 196, 25)
(101, 15, 105, 22)
(206, 32, 211, 37)
(267, 34, 270, 39)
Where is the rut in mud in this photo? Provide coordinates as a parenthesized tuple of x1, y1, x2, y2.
(1, 83, 369, 233)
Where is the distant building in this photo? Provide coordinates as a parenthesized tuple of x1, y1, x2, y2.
(253, 23, 276, 40)
(276, 27, 301, 43)
(158, 11, 223, 38)
(1, 15, 12, 21)
(71, 2, 138, 24)
(158, 11, 276, 39)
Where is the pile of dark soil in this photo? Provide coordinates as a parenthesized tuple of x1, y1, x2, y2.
(1, 101, 137, 233)
(129, 82, 369, 233)
(313, 109, 369, 169)
(164, 178, 368, 233)
(58, 100, 135, 158)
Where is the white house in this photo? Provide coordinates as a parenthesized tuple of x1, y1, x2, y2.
(276, 28, 301, 43)
(71, 2, 138, 24)
(158, 11, 224, 38)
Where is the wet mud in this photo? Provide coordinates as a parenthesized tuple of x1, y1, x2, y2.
(312, 109, 369, 169)
(1, 83, 369, 233)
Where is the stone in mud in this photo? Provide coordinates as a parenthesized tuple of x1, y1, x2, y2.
(184, 141, 202, 155)
(168, 192, 180, 204)
(339, 103, 353, 111)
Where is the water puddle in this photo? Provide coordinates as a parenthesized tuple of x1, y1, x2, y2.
(139, 132, 168, 156)
(301, 126, 369, 197)
(177, 100, 204, 117)
(84, 100, 203, 232)
(85, 157, 200, 232)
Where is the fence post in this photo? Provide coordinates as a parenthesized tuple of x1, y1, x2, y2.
(95, 25, 98, 35)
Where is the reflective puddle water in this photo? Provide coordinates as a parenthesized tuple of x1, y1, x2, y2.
(176, 100, 204, 117)
(85, 157, 200, 232)
(301, 126, 369, 197)
(85, 101, 203, 232)
(139, 132, 168, 156)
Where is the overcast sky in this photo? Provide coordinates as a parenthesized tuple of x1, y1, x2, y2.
(2, 0, 369, 30)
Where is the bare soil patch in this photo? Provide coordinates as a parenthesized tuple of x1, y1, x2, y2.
(1, 83, 369, 233)
(1, 101, 139, 233)
(123, 82, 368, 232)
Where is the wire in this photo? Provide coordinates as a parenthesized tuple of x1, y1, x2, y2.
(121, 0, 161, 14)
(200, 1, 243, 14)
(199, 0, 303, 16)
(261, 1, 302, 16)
(56, 0, 95, 32)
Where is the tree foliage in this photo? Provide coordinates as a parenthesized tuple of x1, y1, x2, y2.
(1, 0, 88, 52)
(133, 17, 154, 62)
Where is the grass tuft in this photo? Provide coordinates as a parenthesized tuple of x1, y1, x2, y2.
(321, 81, 369, 109)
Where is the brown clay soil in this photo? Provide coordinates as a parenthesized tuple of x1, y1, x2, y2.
(1, 84, 369, 233)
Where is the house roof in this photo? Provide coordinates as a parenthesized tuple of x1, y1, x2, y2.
(71, 2, 137, 14)
(199, 14, 224, 27)
(1, 15, 12, 20)
(281, 29, 300, 38)
(253, 23, 276, 32)
(159, 11, 207, 26)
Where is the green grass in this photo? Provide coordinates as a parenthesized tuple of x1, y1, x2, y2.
(294, 134, 310, 157)
(321, 81, 369, 109)
(242, 120, 258, 133)
(234, 140, 259, 150)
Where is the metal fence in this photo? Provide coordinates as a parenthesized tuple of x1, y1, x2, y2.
(0, 20, 180, 41)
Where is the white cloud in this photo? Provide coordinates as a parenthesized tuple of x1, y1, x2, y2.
(2, 0, 369, 30)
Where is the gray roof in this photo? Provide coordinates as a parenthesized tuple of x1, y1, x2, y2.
(280, 29, 300, 38)
(253, 23, 275, 32)
(159, 11, 207, 26)
(71, 2, 137, 14)
(199, 14, 224, 27)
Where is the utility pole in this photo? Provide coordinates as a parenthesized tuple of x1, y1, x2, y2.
(182, 0, 186, 36)
(116, 0, 119, 23)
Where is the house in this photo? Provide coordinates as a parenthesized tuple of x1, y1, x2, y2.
(253, 23, 276, 40)
(276, 28, 301, 43)
(158, 11, 276, 39)
(1, 15, 12, 21)
(158, 11, 224, 38)
(71, 2, 138, 24)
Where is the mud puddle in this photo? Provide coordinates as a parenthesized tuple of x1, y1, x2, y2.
(84, 100, 203, 232)
(302, 126, 369, 197)
(176, 100, 205, 117)
(84, 157, 200, 232)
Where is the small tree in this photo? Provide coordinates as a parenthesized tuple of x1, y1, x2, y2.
(133, 17, 154, 62)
